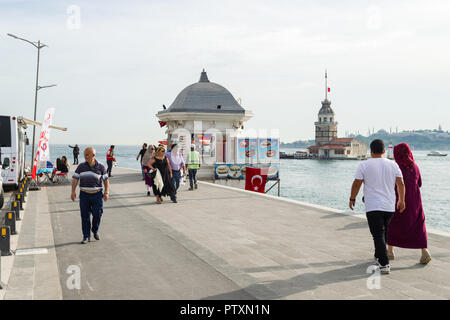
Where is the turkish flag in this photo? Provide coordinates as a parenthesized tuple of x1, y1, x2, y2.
(245, 167, 269, 193)
(328, 87, 330, 92)
(159, 121, 167, 127)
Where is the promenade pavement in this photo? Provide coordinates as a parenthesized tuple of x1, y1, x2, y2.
(1, 167, 450, 299)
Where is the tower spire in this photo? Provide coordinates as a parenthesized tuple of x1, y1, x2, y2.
(325, 69, 328, 100)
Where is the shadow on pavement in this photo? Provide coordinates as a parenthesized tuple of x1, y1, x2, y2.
(203, 262, 375, 300)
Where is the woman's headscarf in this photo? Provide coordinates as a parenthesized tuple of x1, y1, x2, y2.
(142, 145, 155, 165)
(394, 143, 415, 168)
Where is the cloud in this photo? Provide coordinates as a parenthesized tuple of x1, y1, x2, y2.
(1, 0, 450, 145)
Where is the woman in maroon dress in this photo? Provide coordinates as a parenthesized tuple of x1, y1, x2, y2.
(387, 143, 431, 264)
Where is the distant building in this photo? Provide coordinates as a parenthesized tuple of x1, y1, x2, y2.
(308, 71, 367, 159)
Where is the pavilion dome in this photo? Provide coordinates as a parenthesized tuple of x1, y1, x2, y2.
(159, 70, 245, 114)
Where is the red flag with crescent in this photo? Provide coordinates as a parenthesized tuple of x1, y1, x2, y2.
(159, 121, 167, 127)
(245, 167, 269, 193)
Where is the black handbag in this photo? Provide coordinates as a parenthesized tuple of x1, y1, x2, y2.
(148, 169, 156, 179)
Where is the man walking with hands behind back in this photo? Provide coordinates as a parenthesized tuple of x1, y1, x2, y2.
(71, 147, 110, 244)
(187, 144, 200, 190)
(349, 139, 406, 274)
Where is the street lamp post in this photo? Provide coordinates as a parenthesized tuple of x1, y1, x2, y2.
(32, 39, 42, 164)
(7, 33, 56, 170)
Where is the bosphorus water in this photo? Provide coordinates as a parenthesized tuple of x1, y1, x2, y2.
(278, 148, 450, 234)
(27, 145, 450, 233)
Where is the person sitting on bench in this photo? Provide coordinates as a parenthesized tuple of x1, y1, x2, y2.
(51, 156, 69, 182)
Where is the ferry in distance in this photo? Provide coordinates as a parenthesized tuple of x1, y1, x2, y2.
(387, 141, 394, 160)
(427, 151, 448, 157)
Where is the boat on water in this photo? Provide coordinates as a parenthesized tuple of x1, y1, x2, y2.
(280, 150, 309, 159)
(427, 151, 448, 157)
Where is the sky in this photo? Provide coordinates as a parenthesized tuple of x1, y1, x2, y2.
(1, 0, 449, 146)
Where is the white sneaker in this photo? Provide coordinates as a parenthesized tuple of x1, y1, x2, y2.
(378, 263, 390, 274)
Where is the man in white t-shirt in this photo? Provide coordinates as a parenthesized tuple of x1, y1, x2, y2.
(349, 139, 406, 274)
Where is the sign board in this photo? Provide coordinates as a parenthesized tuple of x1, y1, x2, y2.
(214, 163, 279, 180)
(178, 133, 190, 161)
(236, 138, 258, 164)
(258, 138, 279, 163)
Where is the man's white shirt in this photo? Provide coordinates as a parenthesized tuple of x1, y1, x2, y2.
(355, 158, 403, 212)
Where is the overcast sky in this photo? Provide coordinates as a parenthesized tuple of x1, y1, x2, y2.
(1, 0, 449, 146)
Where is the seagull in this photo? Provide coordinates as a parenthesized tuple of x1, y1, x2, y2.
(163, 104, 166, 109)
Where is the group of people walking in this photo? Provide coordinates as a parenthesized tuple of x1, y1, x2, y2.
(137, 142, 200, 204)
(350, 139, 431, 274)
(68, 138, 433, 273)
(69, 142, 200, 244)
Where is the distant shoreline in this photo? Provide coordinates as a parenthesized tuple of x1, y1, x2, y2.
(281, 128, 450, 151)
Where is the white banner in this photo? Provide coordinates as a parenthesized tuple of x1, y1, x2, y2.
(32, 107, 55, 180)
(37, 108, 55, 162)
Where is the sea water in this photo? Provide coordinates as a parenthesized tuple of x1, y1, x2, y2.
(278, 148, 450, 234)
(26, 145, 450, 233)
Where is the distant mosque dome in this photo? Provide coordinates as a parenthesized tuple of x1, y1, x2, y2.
(159, 69, 245, 114)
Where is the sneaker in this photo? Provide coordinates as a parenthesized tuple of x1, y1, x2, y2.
(147, 191, 151, 196)
(81, 238, 89, 244)
(378, 263, 390, 274)
(194, 183, 198, 189)
(171, 199, 177, 203)
(93, 233, 100, 241)
(188, 187, 194, 191)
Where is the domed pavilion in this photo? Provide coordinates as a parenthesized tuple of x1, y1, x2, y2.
(156, 69, 254, 178)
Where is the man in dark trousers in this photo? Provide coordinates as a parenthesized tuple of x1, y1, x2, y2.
(349, 139, 406, 274)
(106, 145, 116, 177)
(71, 147, 109, 244)
(136, 143, 147, 180)
(69, 144, 80, 164)
(187, 144, 200, 190)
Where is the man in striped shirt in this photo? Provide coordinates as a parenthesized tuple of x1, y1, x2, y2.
(71, 147, 110, 244)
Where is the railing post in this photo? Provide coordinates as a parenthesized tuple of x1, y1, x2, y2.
(19, 184, 27, 202)
(15, 193, 24, 210)
(11, 201, 20, 221)
(0, 253, 5, 289)
(5, 211, 17, 235)
(0, 226, 12, 256)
